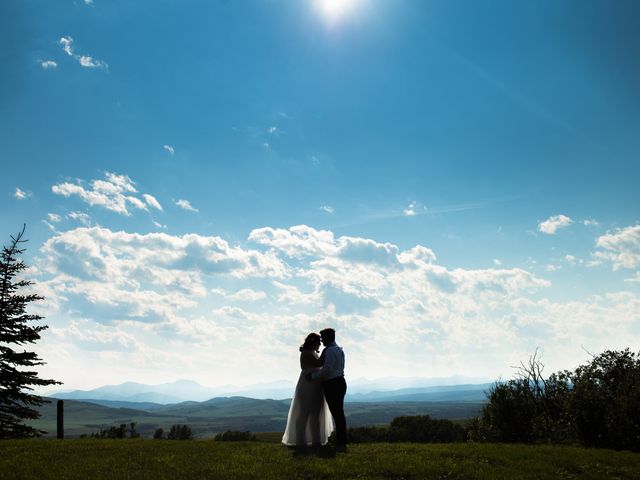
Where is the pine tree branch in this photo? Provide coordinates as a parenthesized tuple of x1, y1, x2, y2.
(0, 225, 61, 438)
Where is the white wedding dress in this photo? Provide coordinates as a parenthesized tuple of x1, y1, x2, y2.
(282, 350, 334, 446)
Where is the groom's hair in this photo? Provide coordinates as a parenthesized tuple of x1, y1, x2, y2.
(320, 328, 335, 342)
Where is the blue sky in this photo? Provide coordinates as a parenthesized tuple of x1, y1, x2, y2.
(1, 0, 639, 390)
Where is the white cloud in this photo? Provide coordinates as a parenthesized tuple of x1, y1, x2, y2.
(163, 145, 175, 155)
(493, 259, 502, 266)
(625, 272, 640, 283)
(126, 196, 146, 210)
(67, 211, 91, 226)
(253, 225, 548, 318)
(403, 201, 417, 217)
(337, 236, 400, 267)
(594, 224, 640, 270)
(59, 35, 108, 71)
(52, 172, 159, 216)
(78, 55, 108, 69)
(228, 288, 267, 302)
(84, 0, 95, 6)
(14, 187, 31, 200)
(41, 60, 58, 69)
(538, 214, 573, 235)
(398, 245, 437, 265)
(273, 281, 317, 305)
(47, 213, 62, 223)
(34, 222, 640, 388)
(319, 205, 334, 214)
(249, 225, 337, 258)
(402, 201, 429, 217)
(42, 220, 58, 233)
(267, 126, 278, 135)
(55, 320, 140, 353)
(564, 255, 590, 266)
(38, 227, 288, 323)
(175, 199, 198, 212)
(59, 36, 74, 56)
(143, 194, 163, 211)
(250, 225, 436, 271)
(152, 220, 167, 230)
(583, 219, 599, 227)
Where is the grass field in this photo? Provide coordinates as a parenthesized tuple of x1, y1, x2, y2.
(1, 440, 639, 479)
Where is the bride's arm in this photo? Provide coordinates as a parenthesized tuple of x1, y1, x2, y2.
(301, 350, 323, 368)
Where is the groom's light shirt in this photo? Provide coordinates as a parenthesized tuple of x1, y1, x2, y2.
(311, 342, 345, 381)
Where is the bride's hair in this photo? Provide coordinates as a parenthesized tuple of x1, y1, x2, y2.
(299, 333, 321, 353)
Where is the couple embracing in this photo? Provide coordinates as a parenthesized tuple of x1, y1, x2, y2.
(282, 328, 347, 451)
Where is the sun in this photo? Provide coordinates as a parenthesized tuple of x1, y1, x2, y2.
(314, 0, 362, 25)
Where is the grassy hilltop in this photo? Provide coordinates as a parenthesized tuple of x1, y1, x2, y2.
(1, 440, 639, 480)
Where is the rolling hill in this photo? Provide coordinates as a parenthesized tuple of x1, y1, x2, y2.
(31, 396, 485, 438)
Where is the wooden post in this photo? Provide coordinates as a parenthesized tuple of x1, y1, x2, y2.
(57, 400, 64, 439)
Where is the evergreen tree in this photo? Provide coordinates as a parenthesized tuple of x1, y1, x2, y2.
(0, 225, 60, 438)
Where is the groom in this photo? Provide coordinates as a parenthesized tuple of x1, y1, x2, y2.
(306, 328, 347, 450)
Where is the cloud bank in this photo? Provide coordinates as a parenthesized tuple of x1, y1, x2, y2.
(33, 222, 639, 388)
(595, 224, 640, 270)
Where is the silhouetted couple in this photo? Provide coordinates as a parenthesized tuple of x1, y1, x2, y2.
(282, 328, 347, 451)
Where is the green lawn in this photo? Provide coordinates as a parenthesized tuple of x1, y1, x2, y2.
(1, 440, 639, 479)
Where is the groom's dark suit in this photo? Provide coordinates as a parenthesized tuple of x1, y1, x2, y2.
(312, 342, 347, 447)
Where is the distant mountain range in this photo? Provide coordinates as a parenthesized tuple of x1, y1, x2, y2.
(48, 376, 492, 404)
(49, 379, 292, 403)
(50, 379, 225, 404)
(347, 383, 492, 403)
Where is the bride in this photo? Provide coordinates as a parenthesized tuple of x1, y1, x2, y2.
(282, 333, 334, 446)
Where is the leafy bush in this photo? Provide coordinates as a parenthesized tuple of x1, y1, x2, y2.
(479, 379, 539, 443)
(153, 428, 164, 439)
(474, 349, 640, 451)
(167, 424, 193, 440)
(346, 416, 465, 443)
(214, 430, 257, 441)
(344, 425, 389, 443)
(571, 349, 640, 450)
(388, 416, 467, 443)
(91, 422, 139, 439)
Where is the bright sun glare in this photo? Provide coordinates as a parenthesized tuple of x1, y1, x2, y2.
(314, 0, 361, 24)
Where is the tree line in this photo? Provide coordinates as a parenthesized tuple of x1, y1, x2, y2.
(470, 348, 640, 451)
(343, 348, 640, 452)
